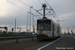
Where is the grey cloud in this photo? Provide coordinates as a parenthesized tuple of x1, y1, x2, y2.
(0, 0, 75, 32)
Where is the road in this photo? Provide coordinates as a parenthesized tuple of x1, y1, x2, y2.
(38, 35, 75, 50)
(0, 35, 75, 50)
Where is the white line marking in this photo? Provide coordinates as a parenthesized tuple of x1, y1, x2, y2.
(37, 36, 63, 50)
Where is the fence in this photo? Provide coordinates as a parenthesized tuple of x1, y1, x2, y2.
(0, 36, 36, 43)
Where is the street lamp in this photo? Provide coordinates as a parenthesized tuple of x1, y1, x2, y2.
(30, 6, 33, 32)
(27, 12, 29, 32)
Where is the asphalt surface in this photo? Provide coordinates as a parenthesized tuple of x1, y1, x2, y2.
(40, 35, 75, 50)
(0, 35, 75, 50)
(0, 37, 58, 50)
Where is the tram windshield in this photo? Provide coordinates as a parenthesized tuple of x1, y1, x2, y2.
(37, 20, 51, 31)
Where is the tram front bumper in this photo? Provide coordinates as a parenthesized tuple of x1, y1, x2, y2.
(37, 34, 51, 39)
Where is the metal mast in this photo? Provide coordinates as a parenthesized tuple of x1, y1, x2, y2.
(67, 27, 69, 34)
(15, 19, 16, 33)
(27, 12, 29, 32)
(42, 3, 47, 19)
(30, 6, 33, 32)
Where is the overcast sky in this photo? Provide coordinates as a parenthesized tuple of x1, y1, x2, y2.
(0, 0, 75, 33)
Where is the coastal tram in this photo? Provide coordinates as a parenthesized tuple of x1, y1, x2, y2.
(37, 18, 61, 39)
(37, 3, 61, 39)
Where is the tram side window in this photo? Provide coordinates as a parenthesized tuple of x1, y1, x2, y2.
(57, 26, 60, 33)
(46, 25, 51, 30)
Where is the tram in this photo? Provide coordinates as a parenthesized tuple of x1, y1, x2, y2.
(37, 18, 61, 39)
(36, 3, 61, 39)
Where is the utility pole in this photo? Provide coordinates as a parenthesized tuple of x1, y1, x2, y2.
(32, 15, 35, 34)
(67, 27, 69, 34)
(19, 28, 21, 33)
(30, 6, 33, 32)
(10, 23, 11, 32)
(27, 12, 29, 32)
(15, 19, 16, 33)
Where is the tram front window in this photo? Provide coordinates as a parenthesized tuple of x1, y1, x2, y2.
(37, 20, 51, 31)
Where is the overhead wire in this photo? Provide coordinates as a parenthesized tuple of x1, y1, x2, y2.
(7, 0, 28, 12)
(45, 0, 56, 18)
(38, 0, 43, 5)
(7, 0, 35, 32)
(7, 0, 36, 16)
(19, 0, 43, 16)
(7, 0, 41, 17)
(38, 0, 49, 17)
(45, 0, 59, 19)
(19, 0, 30, 7)
(38, 0, 56, 18)
(7, 0, 43, 16)
(45, 0, 52, 9)
(45, 5, 53, 17)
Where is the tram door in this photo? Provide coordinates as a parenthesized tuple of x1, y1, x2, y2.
(52, 23, 54, 37)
